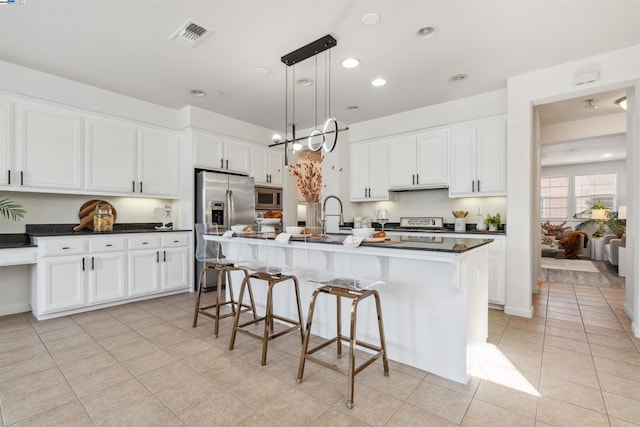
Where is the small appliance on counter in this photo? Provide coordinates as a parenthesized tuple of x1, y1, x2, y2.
(154, 205, 173, 230)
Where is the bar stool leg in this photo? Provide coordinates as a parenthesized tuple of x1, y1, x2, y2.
(214, 268, 225, 338)
(336, 295, 342, 358)
(374, 291, 390, 376)
(297, 288, 321, 383)
(261, 278, 275, 366)
(292, 276, 305, 343)
(229, 275, 249, 350)
(346, 298, 359, 409)
(192, 265, 209, 327)
(243, 270, 258, 319)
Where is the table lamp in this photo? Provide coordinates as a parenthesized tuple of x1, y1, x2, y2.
(591, 209, 608, 236)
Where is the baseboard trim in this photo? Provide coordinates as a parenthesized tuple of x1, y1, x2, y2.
(504, 305, 534, 318)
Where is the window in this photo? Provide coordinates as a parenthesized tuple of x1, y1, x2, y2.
(574, 173, 617, 214)
(540, 176, 568, 219)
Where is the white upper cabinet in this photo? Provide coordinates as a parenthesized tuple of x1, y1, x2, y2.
(0, 100, 11, 187)
(251, 146, 283, 186)
(449, 117, 506, 198)
(15, 103, 84, 190)
(350, 140, 391, 201)
(138, 127, 181, 197)
(388, 131, 448, 189)
(193, 132, 250, 175)
(85, 118, 137, 193)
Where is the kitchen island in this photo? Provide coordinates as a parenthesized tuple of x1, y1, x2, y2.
(205, 233, 491, 384)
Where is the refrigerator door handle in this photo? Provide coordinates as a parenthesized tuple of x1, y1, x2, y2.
(226, 189, 232, 227)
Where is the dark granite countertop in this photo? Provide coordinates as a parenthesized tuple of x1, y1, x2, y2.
(217, 232, 493, 254)
(0, 234, 36, 249)
(25, 223, 192, 237)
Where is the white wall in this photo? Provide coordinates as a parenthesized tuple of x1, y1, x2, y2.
(541, 113, 626, 144)
(354, 191, 506, 227)
(507, 44, 640, 328)
(0, 192, 173, 233)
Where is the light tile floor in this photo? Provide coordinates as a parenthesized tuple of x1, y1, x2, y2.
(1, 281, 638, 426)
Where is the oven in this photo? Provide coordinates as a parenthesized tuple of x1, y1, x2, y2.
(255, 186, 283, 210)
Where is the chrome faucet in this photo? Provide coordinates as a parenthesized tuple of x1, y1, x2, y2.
(322, 195, 344, 225)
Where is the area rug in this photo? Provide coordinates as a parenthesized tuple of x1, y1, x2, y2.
(540, 258, 600, 273)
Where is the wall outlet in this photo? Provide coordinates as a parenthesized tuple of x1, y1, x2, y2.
(476, 206, 482, 215)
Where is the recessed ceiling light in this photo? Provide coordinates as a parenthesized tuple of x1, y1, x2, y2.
(190, 89, 207, 97)
(448, 74, 469, 83)
(297, 78, 314, 87)
(346, 106, 360, 111)
(416, 26, 438, 39)
(215, 90, 223, 96)
(602, 153, 613, 158)
(342, 58, 360, 69)
(371, 78, 386, 87)
(362, 13, 380, 26)
(256, 67, 270, 75)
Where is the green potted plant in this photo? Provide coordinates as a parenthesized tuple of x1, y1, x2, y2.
(0, 196, 26, 221)
(484, 213, 501, 231)
(606, 211, 626, 238)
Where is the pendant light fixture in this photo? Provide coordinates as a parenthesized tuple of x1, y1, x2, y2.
(277, 34, 342, 165)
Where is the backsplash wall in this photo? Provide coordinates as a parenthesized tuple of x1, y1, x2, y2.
(353, 189, 507, 225)
(0, 192, 174, 234)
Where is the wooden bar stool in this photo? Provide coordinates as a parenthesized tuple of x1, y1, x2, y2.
(296, 280, 389, 409)
(192, 223, 257, 337)
(229, 269, 304, 365)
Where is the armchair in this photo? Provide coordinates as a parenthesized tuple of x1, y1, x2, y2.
(603, 235, 623, 266)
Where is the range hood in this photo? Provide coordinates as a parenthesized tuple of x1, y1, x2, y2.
(389, 185, 449, 192)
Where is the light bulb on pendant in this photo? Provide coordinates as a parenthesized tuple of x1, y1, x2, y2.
(292, 141, 302, 151)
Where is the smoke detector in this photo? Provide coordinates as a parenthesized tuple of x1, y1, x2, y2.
(169, 20, 209, 48)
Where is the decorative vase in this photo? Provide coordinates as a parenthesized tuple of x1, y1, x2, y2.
(475, 215, 486, 231)
(454, 218, 466, 232)
(305, 201, 321, 235)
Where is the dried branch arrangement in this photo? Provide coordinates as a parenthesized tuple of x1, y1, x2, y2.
(287, 153, 323, 203)
(541, 220, 569, 236)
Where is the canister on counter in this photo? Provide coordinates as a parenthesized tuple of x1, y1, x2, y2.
(94, 204, 114, 232)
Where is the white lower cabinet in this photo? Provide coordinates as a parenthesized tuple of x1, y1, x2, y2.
(33, 232, 191, 319)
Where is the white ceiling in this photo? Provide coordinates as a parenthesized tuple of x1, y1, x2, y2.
(1, 1, 639, 134)
(537, 88, 628, 125)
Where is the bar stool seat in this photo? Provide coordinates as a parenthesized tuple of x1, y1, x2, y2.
(229, 266, 304, 366)
(296, 278, 389, 409)
(192, 223, 257, 338)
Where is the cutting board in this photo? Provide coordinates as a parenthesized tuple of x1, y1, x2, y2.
(73, 200, 117, 232)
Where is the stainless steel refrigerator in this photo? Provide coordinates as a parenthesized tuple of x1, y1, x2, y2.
(195, 170, 256, 290)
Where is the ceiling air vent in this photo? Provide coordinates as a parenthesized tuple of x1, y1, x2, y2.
(169, 20, 209, 48)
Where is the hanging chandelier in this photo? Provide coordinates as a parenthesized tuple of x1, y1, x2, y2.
(274, 34, 344, 165)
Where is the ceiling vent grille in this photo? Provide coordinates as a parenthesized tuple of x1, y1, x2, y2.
(169, 20, 209, 48)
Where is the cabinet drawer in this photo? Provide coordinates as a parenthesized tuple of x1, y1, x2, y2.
(40, 238, 87, 257)
(89, 237, 127, 253)
(128, 235, 161, 250)
(161, 233, 189, 248)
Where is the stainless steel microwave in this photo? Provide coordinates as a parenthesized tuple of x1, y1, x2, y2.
(255, 186, 282, 210)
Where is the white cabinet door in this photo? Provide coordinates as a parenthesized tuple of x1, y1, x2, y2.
(161, 247, 189, 291)
(0, 100, 12, 187)
(251, 146, 269, 185)
(194, 132, 225, 170)
(128, 250, 161, 297)
(267, 151, 283, 186)
(349, 143, 370, 201)
(87, 252, 127, 305)
(368, 141, 389, 198)
(388, 137, 416, 189)
(225, 141, 250, 175)
(41, 256, 86, 313)
(16, 103, 83, 190)
(476, 119, 506, 195)
(416, 130, 448, 187)
(138, 127, 181, 197)
(85, 118, 137, 193)
(449, 127, 476, 196)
